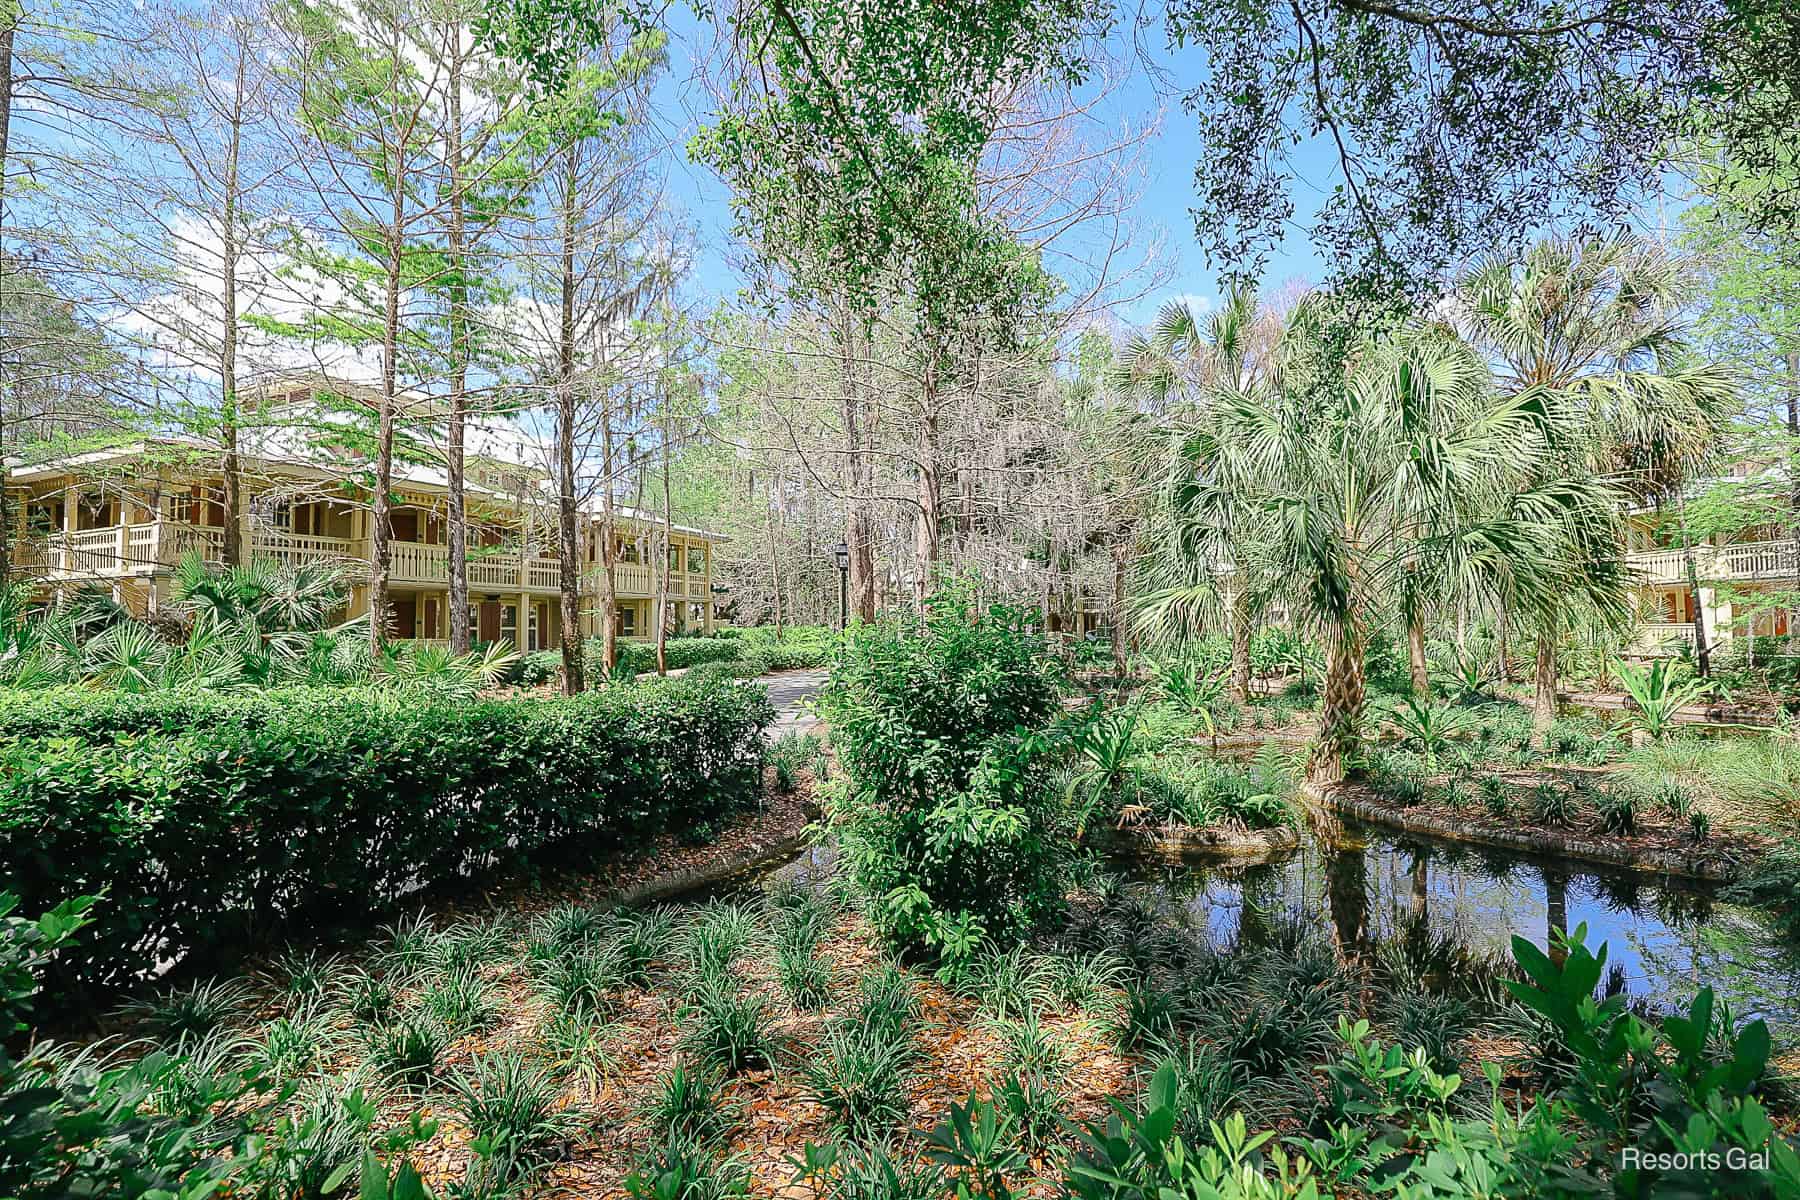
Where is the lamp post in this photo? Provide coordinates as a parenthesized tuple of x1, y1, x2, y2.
(834, 541, 849, 631)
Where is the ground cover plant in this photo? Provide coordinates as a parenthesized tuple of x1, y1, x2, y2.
(11, 865, 1799, 1199)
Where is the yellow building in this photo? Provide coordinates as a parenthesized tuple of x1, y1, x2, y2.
(1625, 513, 1793, 656)
(3, 381, 725, 647)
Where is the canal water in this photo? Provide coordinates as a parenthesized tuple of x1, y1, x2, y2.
(1125, 818, 1800, 1031)
(765, 816, 1800, 1031)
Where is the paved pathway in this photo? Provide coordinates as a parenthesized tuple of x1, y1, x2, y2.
(759, 668, 827, 738)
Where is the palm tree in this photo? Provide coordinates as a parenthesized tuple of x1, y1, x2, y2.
(1457, 236, 1735, 742)
(1121, 285, 1279, 701)
(1189, 298, 1621, 784)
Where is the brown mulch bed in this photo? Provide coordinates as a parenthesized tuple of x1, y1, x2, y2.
(72, 768, 1134, 1198)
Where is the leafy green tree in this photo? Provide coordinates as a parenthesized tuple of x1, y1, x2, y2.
(1161, 0, 1799, 296)
(279, 0, 456, 645)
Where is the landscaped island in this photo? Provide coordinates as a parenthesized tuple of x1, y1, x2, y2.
(7, 591, 1799, 1199)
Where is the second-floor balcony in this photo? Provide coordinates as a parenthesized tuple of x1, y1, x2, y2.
(16, 520, 710, 601)
(1629, 539, 1797, 587)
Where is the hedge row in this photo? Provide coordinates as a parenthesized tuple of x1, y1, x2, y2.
(0, 680, 774, 996)
(580, 633, 830, 681)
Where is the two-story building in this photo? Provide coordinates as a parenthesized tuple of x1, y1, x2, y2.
(3, 379, 726, 647)
(1624, 464, 1796, 655)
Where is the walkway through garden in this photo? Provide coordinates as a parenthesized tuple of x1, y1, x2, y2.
(759, 667, 826, 737)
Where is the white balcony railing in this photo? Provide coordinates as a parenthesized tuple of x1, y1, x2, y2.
(20, 522, 714, 602)
(1632, 621, 1697, 655)
(1630, 539, 1798, 587)
(1629, 548, 1689, 585)
(585, 562, 710, 599)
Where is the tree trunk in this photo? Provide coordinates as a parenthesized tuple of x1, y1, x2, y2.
(1407, 612, 1429, 698)
(1675, 490, 1711, 676)
(839, 314, 876, 622)
(765, 488, 785, 635)
(1531, 617, 1558, 749)
(369, 234, 399, 648)
(218, 98, 243, 569)
(655, 425, 672, 675)
(1109, 542, 1127, 676)
(596, 391, 619, 679)
(1228, 588, 1251, 702)
(1309, 618, 1365, 784)
(0, 6, 16, 584)
(554, 148, 583, 694)
(1495, 600, 1511, 683)
(445, 40, 471, 654)
(913, 371, 941, 609)
(1787, 350, 1799, 653)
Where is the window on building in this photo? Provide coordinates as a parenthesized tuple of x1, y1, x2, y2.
(618, 538, 640, 563)
(500, 603, 519, 649)
(688, 544, 707, 574)
(617, 605, 636, 637)
(527, 603, 540, 652)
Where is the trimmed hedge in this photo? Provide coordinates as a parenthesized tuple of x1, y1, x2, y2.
(583, 633, 830, 680)
(0, 680, 774, 996)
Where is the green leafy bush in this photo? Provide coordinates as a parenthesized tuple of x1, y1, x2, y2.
(819, 584, 1068, 966)
(0, 680, 773, 996)
(586, 628, 832, 682)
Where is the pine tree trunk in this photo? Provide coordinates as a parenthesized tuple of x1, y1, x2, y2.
(370, 234, 399, 648)
(554, 149, 583, 694)
(597, 393, 619, 679)
(218, 66, 244, 568)
(1309, 619, 1365, 784)
(655, 427, 672, 675)
(445, 41, 470, 655)
(1787, 350, 1800, 653)
(0, 7, 16, 584)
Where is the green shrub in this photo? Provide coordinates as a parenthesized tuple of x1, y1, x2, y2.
(819, 584, 1068, 964)
(586, 636, 744, 680)
(0, 680, 772, 996)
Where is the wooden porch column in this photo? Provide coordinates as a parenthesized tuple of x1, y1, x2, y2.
(702, 543, 714, 633)
(59, 485, 76, 572)
(519, 590, 530, 651)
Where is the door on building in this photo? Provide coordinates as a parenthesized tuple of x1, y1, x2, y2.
(389, 597, 417, 640)
(478, 600, 502, 643)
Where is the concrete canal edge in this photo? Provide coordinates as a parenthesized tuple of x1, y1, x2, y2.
(1090, 822, 1302, 861)
(609, 806, 822, 907)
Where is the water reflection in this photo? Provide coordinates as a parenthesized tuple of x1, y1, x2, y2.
(1124, 818, 1800, 1030)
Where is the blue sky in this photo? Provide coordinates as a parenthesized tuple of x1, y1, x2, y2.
(644, 12, 1341, 330)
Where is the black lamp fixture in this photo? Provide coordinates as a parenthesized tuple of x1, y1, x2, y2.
(833, 541, 850, 631)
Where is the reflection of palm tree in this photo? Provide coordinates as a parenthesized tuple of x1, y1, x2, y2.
(1410, 851, 1430, 921)
(1542, 865, 1570, 965)
(1326, 841, 1370, 962)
